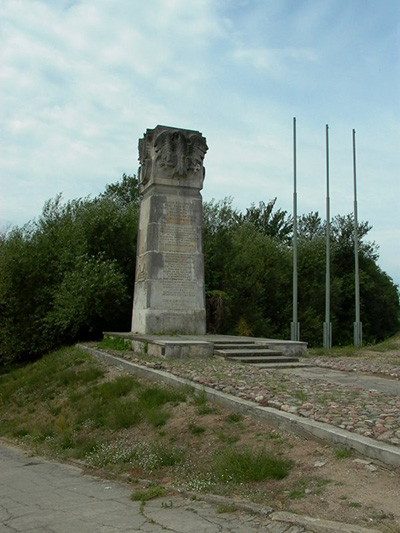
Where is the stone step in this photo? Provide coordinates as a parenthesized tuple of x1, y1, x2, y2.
(214, 348, 283, 358)
(253, 361, 314, 368)
(213, 341, 256, 346)
(213, 343, 270, 351)
(227, 356, 299, 364)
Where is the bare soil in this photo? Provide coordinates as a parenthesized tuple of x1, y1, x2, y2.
(87, 355, 400, 533)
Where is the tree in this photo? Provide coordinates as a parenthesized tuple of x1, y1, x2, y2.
(0, 175, 140, 365)
(240, 199, 293, 244)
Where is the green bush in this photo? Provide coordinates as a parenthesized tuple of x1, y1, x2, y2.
(0, 176, 140, 365)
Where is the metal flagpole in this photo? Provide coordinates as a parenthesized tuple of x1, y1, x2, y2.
(323, 125, 332, 348)
(291, 117, 300, 341)
(353, 129, 362, 346)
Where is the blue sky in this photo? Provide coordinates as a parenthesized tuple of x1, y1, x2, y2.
(1, 0, 399, 285)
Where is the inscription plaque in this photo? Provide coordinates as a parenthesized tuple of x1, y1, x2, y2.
(165, 200, 191, 225)
(163, 254, 193, 281)
(160, 225, 196, 253)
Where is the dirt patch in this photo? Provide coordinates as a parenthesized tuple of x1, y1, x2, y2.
(85, 359, 400, 532)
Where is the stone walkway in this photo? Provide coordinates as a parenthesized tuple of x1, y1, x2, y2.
(118, 351, 400, 448)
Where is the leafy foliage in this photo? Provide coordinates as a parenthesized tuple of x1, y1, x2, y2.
(0, 175, 140, 364)
(0, 176, 398, 364)
(204, 199, 399, 346)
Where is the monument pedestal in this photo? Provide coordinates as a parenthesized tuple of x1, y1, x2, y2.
(131, 125, 208, 335)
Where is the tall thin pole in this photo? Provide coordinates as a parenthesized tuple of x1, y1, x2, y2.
(323, 125, 332, 348)
(291, 117, 300, 341)
(353, 129, 362, 346)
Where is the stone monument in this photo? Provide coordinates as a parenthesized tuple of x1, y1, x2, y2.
(131, 125, 208, 335)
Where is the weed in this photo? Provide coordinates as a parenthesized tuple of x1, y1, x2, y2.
(191, 388, 218, 415)
(189, 423, 206, 435)
(295, 390, 308, 402)
(349, 502, 362, 509)
(106, 399, 142, 430)
(97, 336, 131, 351)
(225, 413, 243, 424)
(145, 408, 170, 428)
(334, 447, 353, 459)
(217, 503, 238, 513)
(137, 387, 185, 408)
(86, 439, 184, 472)
(266, 432, 281, 441)
(91, 376, 139, 400)
(131, 485, 166, 502)
(288, 476, 332, 499)
(366, 338, 399, 352)
(192, 388, 207, 406)
(289, 489, 306, 499)
(198, 404, 219, 415)
(212, 447, 293, 483)
(214, 431, 239, 445)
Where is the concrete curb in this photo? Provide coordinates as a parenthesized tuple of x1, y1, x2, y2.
(269, 512, 381, 533)
(77, 345, 400, 469)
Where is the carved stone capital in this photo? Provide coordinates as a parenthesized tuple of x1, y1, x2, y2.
(138, 125, 208, 191)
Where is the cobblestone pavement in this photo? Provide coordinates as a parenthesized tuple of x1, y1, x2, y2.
(119, 351, 400, 448)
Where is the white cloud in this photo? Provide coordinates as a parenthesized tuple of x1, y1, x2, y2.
(0, 0, 398, 286)
(232, 46, 317, 76)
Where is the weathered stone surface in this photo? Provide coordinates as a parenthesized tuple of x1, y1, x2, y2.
(131, 125, 208, 335)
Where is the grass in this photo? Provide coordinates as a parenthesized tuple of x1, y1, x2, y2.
(0, 346, 188, 451)
(189, 423, 206, 435)
(289, 476, 332, 499)
(334, 447, 353, 459)
(212, 447, 293, 483)
(131, 485, 166, 502)
(225, 413, 243, 424)
(0, 346, 298, 506)
(309, 332, 400, 358)
(192, 388, 219, 415)
(349, 502, 362, 509)
(217, 503, 238, 513)
(97, 335, 131, 351)
(365, 334, 400, 353)
(295, 390, 308, 402)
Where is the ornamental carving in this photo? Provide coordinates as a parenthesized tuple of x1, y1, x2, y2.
(138, 125, 208, 186)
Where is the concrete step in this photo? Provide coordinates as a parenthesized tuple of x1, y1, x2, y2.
(227, 356, 299, 364)
(213, 341, 256, 347)
(214, 348, 283, 358)
(252, 361, 315, 369)
(213, 343, 270, 351)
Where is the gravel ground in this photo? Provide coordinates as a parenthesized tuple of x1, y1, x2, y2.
(114, 350, 400, 448)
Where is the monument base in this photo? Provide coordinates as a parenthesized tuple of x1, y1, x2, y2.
(131, 309, 206, 335)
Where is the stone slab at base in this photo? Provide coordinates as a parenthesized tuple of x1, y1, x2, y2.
(104, 332, 307, 359)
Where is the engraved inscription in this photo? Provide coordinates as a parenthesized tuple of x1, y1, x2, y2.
(161, 280, 199, 309)
(164, 254, 192, 281)
(160, 225, 196, 253)
(166, 200, 191, 225)
(162, 281, 197, 297)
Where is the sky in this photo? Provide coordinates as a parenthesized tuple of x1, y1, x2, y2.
(1, 0, 399, 286)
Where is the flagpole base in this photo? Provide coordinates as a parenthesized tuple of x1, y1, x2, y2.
(354, 322, 362, 347)
(290, 322, 300, 342)
(323, 322, 332, 349)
